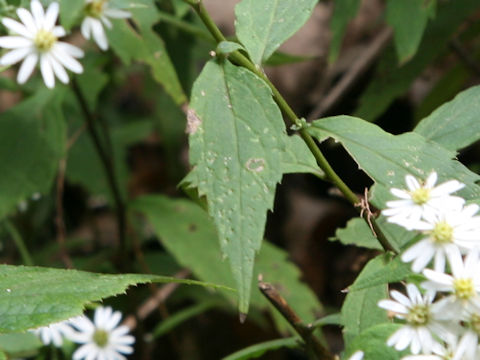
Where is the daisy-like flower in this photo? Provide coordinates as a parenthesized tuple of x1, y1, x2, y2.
(81, 0, 130, 50)
(382, 172, 465, 230)
(0, 0, 84, 88)
(401, 204, 480, 273)
(31, 320, 74, 347)
(401, 334, 469, 360)
(69, 306, 135, 360)
(422, 248, 480, 317)
(378, 284, 450, 354)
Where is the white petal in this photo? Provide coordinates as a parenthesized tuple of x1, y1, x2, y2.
(52, 26, 66, 37)
(91, 18, 108, 50)
(0, 36, 32, 48)
(406, 284, 422, 304)
(411, 246, 435, 273)
(55, 42, 85, 58)
(433, 250, 446, 273)
(17, 52, 38, 83)
(81, 18, 93, 40)
(422, 270, 453, 288)
(30, 0, 45, 29)
(378, 299, 408, 314)
(51, 46, 83, 73)
(446, 246, 464, 277)
(16, 8, 38, 34)
(100, 15, 112, 29)
(405, 175, 420, 191)
(104, 8, 131, 19)
(0, 46, 31, 65)
(112, 343, 134, 354)
(104, 311, 122, 330)
(390, 188, 412, 199)
(2, 18, 33, 38)
(47, 53, 69, 84)
(40, 54, 55, 88)
(425, 172, 438, 189)
(430, 180, 465, 196)
(44, 2, 59, 30)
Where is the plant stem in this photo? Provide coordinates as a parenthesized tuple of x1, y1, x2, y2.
(158, 11, 214, 42)
(183, 0, 396, 253)
(71, 79, 127, 258)
(259, 279, 334, 360)
(4, 220, 33, 266)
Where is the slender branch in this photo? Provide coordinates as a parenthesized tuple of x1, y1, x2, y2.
(71, 79, 127, 257)
(4, 220, 33, 266)
(183, 0, 396, 253)
(258, 277, 334, 360)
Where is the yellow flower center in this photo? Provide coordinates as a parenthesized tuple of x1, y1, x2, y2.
(431, 221, 454, 244)
(411, 188, 431, 205)
(406, 304, 430, 326)
(93, 329, 109, 347)
(34, 29, 57, 52)
(85, 0, 106, 18)
(454, 278, 475, 300)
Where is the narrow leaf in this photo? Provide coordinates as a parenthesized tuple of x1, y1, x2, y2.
(235, 0, 317, 64)
(223, 337, 300, 360)
(186, 60, 287, 313)
(415, 85, 480, 151)
(386, 0, 434, 63)
(0, 265, 225, 332)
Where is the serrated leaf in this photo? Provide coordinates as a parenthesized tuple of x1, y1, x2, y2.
(415, 85, 480, 151)
(132, 195, 322, 330)
(328, 0, 361, 63)
(235, 0, 318, 65)
(355, 0, 480, 121)
(281, 134, 323, 176)
(341, 256, 389, 345)
(0, 88, 65, 220)
(186, 60, 287, 313)
(386, 0, 434, 63)
(334, 217, 383, 250)
(223, 337, 300, 360)
(107, 0, 187, 105)
(0, 265, 225, 332)
(345, 323, 403, 360)
(308, 116, 480, 208)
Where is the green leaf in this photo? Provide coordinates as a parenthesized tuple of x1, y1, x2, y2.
(0, 265, 226, 332)
(0, 333, 41, 358)
(235, 0, 318, 64)
(264, 51, 314, 67)
(328, 0, 361, 63)
(355, 0, 480, 121)
(185, 60, 287, 313)
(386, 0, 434, 63)
(308, 116, 480, 208)
(415, 85, 480, 151)
(107, 0, 187, 105)
(345, 324, 402, 360)
(281, 134, 323, 177)
(223, 337, 300, 360)
(59, 0, 85, 30)
(334, 218, 383, 250)
(0, 88, 66, 220)
(217, 41, 245, 56)
(341, 256, 389, 346)
(132, 195, 322, 330)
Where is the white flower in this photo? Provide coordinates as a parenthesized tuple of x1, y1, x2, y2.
(81, 0, 130, 50)
(348, 350, 364, 360)
(401, 334, 469, 360)
(69, 306, 135, 360)
(378, 284, 448, 354)
(382, 172, 465, 230)
(422, 248, 480, 317)
(401, 204, 480, 273)
(0, 0, 84, 88)
(31, 320, 74, 347)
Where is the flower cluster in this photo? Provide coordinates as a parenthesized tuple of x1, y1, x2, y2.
(378, 172, 480, 359)
(31, 306, 134, 360)
(0, 0, 130, 88)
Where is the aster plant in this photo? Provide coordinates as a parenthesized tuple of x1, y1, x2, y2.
(0, 0, 480, 360)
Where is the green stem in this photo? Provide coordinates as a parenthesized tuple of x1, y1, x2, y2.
(158, 11, 214, 42)
(183, 0, 396, 253)
(4, 220, 33, 266)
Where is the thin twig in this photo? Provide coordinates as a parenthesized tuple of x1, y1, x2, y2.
(258, 276, 334, 360)
(55, 157, 73, 269)
(123, 269, 192, 330)
(308, 27, 393, 120)
(71, 79, 127, 259)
